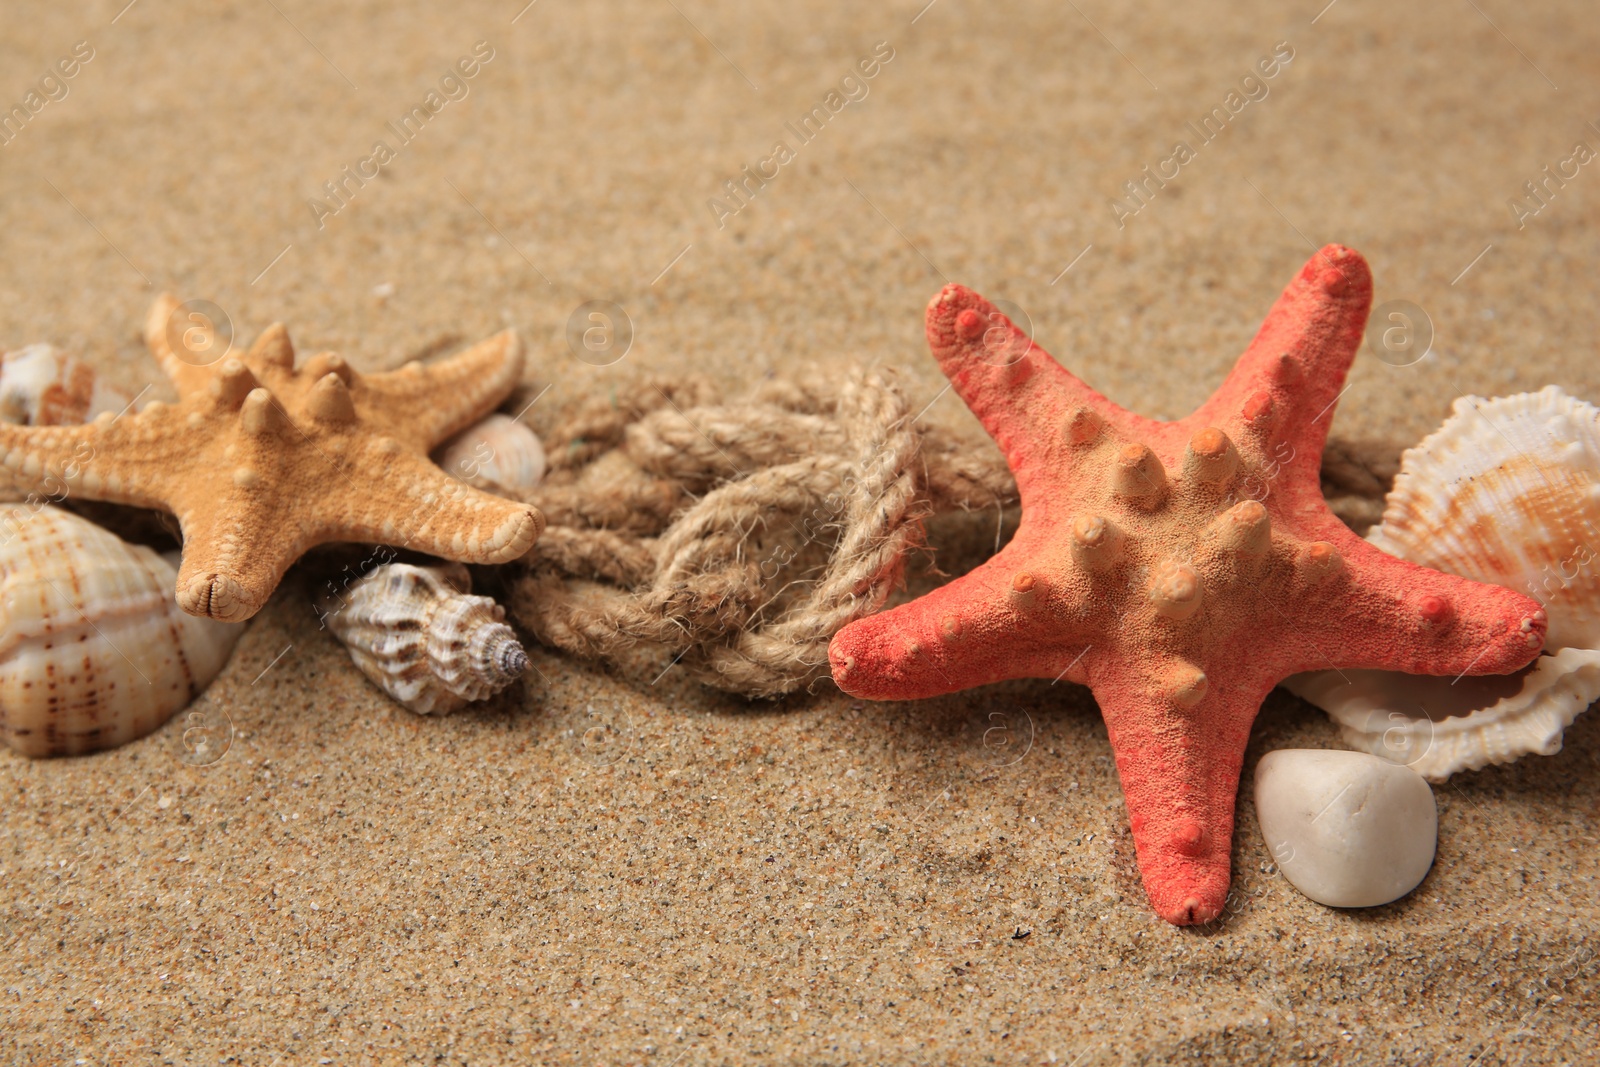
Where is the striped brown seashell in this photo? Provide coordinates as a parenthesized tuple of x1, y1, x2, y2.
(320, 561, 527, 714)
(0, 504, 244, 757)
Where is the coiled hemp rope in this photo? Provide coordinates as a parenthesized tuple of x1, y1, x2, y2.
(505, 371, 1398, 699)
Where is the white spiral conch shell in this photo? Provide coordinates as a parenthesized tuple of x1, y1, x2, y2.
(432, 413, 546, 496)
(1286, 386, 1600, 780)
(0, 504, 244, 758)
(321, 561, 528, 714)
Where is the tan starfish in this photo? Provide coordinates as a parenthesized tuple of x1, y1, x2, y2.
(0, 295, 544, 622)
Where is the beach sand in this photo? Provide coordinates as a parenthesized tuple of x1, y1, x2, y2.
(2, 0, 1598, 1062)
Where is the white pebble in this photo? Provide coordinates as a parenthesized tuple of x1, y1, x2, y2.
(1253, 749, 1437, 909)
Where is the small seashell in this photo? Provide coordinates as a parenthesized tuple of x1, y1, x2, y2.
(0, 344, 133, 427)
(1254, 749, 1437, 909)
(1288, 387, 1600, 779)
(321, 561, 528, 714)
(432, 413, 546, 495)
(0, 504, 244, 758)
(1284, 648, 1600, 781)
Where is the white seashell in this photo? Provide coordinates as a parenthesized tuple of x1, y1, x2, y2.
(0, 344, 133, 427)
(1367, 386, 1600, 650)
(1288, 387, 1600, 779)
(1284, 648, 1600, 781)
(321, 561, 528, 714)
(432, 413, 546, 495)
(0, 504, 244, 758)
(1254, 749, 1437, 909)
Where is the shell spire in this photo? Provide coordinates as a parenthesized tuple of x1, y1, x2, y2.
(427, 590, 528, 704)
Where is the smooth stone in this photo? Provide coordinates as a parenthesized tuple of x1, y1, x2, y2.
(1253, 748, 1437, 909)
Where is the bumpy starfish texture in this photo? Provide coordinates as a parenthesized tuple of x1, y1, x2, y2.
(829, 246, 1547, 926)
(0, 295, 544, 622)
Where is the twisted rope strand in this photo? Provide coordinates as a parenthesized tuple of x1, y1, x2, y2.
(507, 370, 1397, 698)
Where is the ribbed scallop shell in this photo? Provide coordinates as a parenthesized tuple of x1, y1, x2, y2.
(0, 344, 132, 427)
(322, 562, 528, 714)
(1288, 387, 1600, 779)
(1368, 386, 1600, 650)
(432, 414, 546, 496)
(0, 504, 244, 757)
(1284, 648, 1600, 782)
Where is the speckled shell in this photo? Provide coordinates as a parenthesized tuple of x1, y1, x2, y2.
(0, 504, 244, 757)
(1289, 387, 1600, 779)
(1285, 647, 1600, 782)
(0, 344, 132, 427)
(1368, 386, 1600, 651)
(432, 414, 546, 496)
(321, 562, 527, 714)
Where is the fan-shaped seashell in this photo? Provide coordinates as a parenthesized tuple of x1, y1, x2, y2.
(1367, 386, 1600, 650)
(1284, 647, 1600, 782)
(0, 344, 133, 427)
(321, 561, 528, 714)
(432, 413, 546, 496)
(1289, 386, 1600, 780)
(0, 504, 244, 758)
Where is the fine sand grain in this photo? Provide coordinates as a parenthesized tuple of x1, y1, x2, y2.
(2, 0, 1597, 1062)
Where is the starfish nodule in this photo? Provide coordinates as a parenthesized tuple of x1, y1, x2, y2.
(829, 246, 1547, 925)
(0, 296, 544, 622)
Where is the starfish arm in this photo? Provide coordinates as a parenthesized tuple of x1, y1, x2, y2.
(171, 450, 543, 621)
(829, 547, 1091, 699)
(359, 330, 525, 449)
(338, 445, 544, 563)
(1283, 530, 1546, 677)
(1189, 245, 1372, 452)
(924, 286, 1143, 485)
(0, 422, 104, 499)
(173, 496, 311, 621)
(0, 412, 195, 511)
(1091, 657, 1273, 926)
(144, 294, 219, 398)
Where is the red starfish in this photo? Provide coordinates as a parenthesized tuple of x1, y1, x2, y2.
(829, 245, 1547, 925)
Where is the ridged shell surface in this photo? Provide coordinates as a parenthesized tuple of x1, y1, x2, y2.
(0, 504, 244, 757)
(322, 562, 527, 714)
(1368, 386, 1600, 650)
(432, 414, 546, 496)
(1284, 647, 1600, 781)
(1290, 387, 1600, 779)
